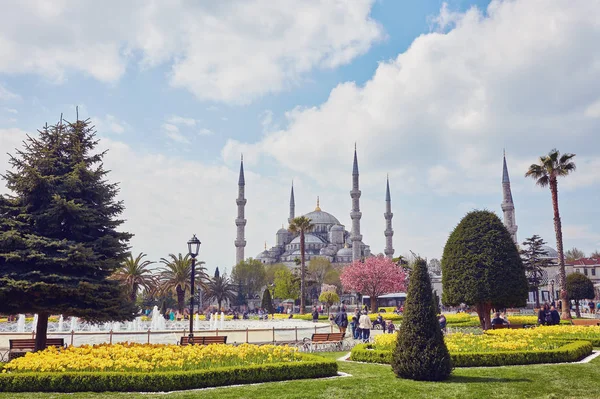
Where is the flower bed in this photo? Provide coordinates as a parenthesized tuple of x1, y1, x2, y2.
(0, 343, 337, 392)
(350, 330, 593, 367)
(486, 325, 600, 346)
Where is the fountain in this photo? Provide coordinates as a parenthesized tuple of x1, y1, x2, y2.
(32, 314, 38, 333)
(58, 315, 64, 332)
(150, 306, 166, 331)
(194, 313, 199, 332)
(70, 316, 78, 332)
(220, 312, 225, 330)
(17, 314, 25, 332)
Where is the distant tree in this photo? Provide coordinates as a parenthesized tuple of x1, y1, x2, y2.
(288, 216, 314, 314)
(341, 255, 407, 312)
(308, 257, 333, 291)
(112, 252, 156, 302)
(265, 263, 288, 286)
(159, 253, 208, 313)
(566, 273, 595, 318)
(427, 259, 442, 276)
(392, 258, 452, 381)
(231, 258, 266, 303)
(324, 267, 343, 295)
(526, 149, 576, 320)
(318, 291, 339, 315)
(261, 288, 275, 314)
(565, 247, 586, 263)
(590, 250, 600, 258)
(0, 116, 136, 351)
(521, 235, 554, 308)
(205, 274, 236, 311)
(442, 210, 528, 330)
(273, 268, 300, 300)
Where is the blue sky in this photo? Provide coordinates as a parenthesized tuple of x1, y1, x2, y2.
(1, 0, 599, 274)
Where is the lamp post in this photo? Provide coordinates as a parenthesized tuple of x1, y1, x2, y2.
(187, 234, 201, 343)
(550, 279, 555, 303)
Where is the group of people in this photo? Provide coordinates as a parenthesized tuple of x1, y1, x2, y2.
(537, 304, 561, 325)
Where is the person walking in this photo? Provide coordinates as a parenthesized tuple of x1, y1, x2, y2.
(358, 310, 372, 342)
(334, 307, 349, 335)
(311, 307, 319, 323)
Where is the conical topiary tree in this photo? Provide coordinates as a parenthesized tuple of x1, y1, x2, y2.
(392, 258, 452, 381)
(261, 288, 275, 314)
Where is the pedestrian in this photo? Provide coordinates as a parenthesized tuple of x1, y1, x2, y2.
(386, 320, 395, 334)
(334, 307, 349, 335)
(358, 310, 372, 342)
(350, 316, 359, 339)
(550, 305, 561, 325)
(438, 314, 447, 333)
(312, 307, 319, 323)
(589, 300, 595, 315)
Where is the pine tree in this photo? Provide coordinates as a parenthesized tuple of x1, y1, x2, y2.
(392, 258, 452, 381)
(261, 288, 274, 314)
(0, 116, 136, 351)
(521, 235, 553, 308)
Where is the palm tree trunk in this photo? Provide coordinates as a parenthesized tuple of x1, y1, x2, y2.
(575, 300, 581, 318)
(130, 283, 138, 303)
(176, 285, 185, 314)
(476, 302, 492, 330)
(550, 178, 571, 320)
(300, 230, 306, 315)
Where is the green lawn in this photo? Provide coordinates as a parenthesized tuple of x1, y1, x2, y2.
(1, 351, 598, 399)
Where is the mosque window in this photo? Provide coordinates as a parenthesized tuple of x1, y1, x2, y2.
(584, 268, 588, 276)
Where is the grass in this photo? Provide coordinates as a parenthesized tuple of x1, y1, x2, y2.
(0, 351, 599, 398)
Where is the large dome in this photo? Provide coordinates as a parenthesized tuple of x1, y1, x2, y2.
(303, 209, 340, 225)
(540, 245, 558, 258)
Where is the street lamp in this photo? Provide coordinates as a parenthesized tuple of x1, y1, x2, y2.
(550, 279, 555, 303)
(187, 234, 201, 343)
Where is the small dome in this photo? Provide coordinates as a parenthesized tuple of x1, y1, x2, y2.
(540, 245, 558, 258)
(331, 224, 344, 231)
(337, 247, 353, 257)
(291, 234, 325, 244)
(277, 227, 288, 234)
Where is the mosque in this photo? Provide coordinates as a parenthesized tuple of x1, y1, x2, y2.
(234, 147, 395, 267)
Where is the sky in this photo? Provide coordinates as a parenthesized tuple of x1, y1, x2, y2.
(1, 0, 600, 275)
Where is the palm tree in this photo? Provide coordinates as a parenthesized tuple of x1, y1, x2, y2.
(112, 252, 156, 302)
(204, 274, 236, 311)
(288, 216, 314, 314)
(525, 149, 576, 320)
(159, 253, 208, 313)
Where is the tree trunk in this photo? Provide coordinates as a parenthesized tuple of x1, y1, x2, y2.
(300, 231, 306, 314)
(34, 312, 50, 352)
(370, 295, 377, 314)
(575, 301, 581, 318)
(130, 283, 138, 303)
(176, 285, 185, 314)
(534, 288, 540, 309)
(550, 178, 571, 320)
(476, 302, 492, 330)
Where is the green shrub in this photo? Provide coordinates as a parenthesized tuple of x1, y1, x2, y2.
(0, 355, 337, 393)
(351, 341, 592, 367)
(392, 258, 452, 381)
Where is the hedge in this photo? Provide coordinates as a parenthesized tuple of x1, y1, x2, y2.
(350, 340, 592, 368)
(0, 355, 337, 393)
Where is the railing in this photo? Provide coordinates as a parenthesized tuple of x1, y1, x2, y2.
(0, 324, 334, 351)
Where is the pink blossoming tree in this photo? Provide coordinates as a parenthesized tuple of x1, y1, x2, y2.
(341, 255, 407, 312)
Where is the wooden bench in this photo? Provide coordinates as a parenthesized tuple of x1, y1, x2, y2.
(9, 338, 66, 361)
(179, 336, 227, 345)
(303, 333, 345, 352)
(491, 324, 508, 329)
(571, 319, 600, 326)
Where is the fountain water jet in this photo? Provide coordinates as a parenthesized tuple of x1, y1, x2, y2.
(58, 315, 64, 332)
(70, 317, 78, 332)
(17, 314, 25, 332)
(220, 312, 225, 330)
(32, 314, 38, 333)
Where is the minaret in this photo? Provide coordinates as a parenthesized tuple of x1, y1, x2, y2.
(350, 145, 363, 262)
(384, 176, 394, 259)
(235, 155, 247, 265)
(288, 182, 295, 224)
(501, 151, 518, 244)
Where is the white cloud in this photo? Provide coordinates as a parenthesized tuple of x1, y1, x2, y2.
(3, 108, 17, 114)
(0, 84, 20, 101)
(94, 114, 128, 134)
(162, 123, 189, 144)
(198, 128, 214, 136)
(167, 115, 197, 127)
(0, 1, 383, 103)
(0, 128, 28, 194)
(224, 0, 600, 195)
